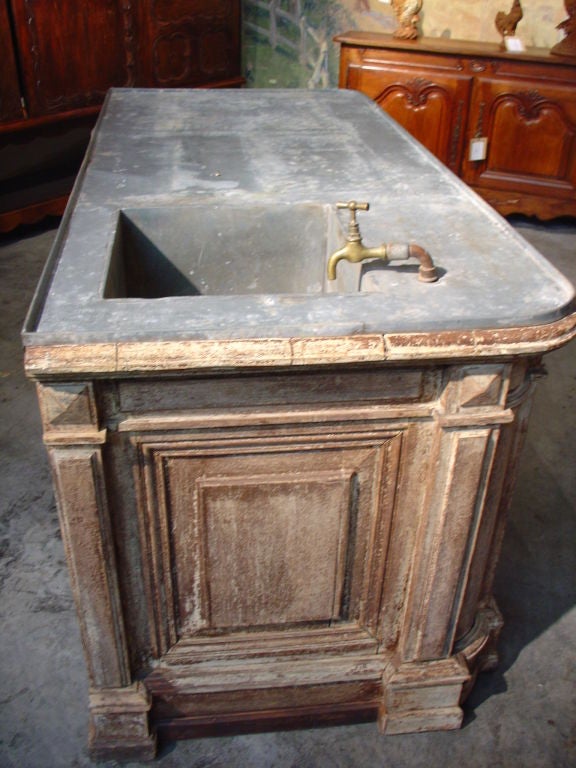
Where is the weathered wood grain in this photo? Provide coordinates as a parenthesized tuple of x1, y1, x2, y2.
(28, 351, 570, 757)
(24, 312, 576, 376)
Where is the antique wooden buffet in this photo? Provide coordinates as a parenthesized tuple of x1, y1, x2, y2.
(336, 32, 576, 220)
(23, 90, 576, 761)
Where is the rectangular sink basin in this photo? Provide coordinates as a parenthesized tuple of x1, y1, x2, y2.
(104, 203, 353, 299)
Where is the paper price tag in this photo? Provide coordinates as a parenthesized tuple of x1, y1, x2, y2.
(469, 138, 488, 162)
(505, 37, 525, 53)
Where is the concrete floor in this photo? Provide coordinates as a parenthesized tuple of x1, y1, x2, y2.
(0, 216, 575, 768)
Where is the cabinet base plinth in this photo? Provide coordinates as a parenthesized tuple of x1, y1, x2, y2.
(379, 705, 464, 735)
(89, 683, 156, 762)
(89, 738, 157, 763)
(378, 656, 470, 735)
(82, 600, 507, 759)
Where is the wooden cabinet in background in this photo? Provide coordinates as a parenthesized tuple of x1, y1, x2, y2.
(0, 1, 23, 122)
(336, 32, 576, 220)
(0, 0, 242, 231)
(463, 70, 576, 216)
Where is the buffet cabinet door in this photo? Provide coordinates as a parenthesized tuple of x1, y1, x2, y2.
(134, 0, 242, 88)
(338, 47, 472, 173)
(126, 422, 404, 660)
(462, 74, 576, 205)
(9, 0, 132, 117)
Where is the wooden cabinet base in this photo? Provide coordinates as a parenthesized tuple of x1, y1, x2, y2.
(24, 86, 575, 761)
(0, 195, 68, 233)
(31, 357, 538, 760)
(379, 656, 469, 735)
(84, 601, 501, 756)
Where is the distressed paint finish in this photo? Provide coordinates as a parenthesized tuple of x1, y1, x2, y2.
(29, 355, 556, 757)
(89, 684, 155, 762)
(36, 381, 156, 758)
(22, 312, 576, 376)
(23, 90, 576, 759)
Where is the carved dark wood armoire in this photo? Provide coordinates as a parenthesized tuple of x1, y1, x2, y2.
(0, 0, 242, 231)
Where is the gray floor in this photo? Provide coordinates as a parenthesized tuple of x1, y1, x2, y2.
(1, 216, 575, 768)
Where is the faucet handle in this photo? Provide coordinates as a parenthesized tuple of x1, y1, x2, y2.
(336, 201, 369, 242)
(336, 200, 370, 212)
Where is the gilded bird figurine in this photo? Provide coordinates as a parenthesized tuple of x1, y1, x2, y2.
(392, 0, 422, 41)
(495, 0, 523, 41)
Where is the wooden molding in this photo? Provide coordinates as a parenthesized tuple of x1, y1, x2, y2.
(24, 312, 576, 377)
(49, 446, 130, 688)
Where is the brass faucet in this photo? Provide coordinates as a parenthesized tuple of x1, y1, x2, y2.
(327, 201, 439, 283)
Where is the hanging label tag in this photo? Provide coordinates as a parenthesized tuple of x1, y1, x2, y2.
(505, 37, 525, 52)
(469, 137, 488, 162)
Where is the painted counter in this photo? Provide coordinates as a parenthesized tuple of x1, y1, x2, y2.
(24, 90, 576, 760)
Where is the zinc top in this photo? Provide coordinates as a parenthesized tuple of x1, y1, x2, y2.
(23, 89, 575, 370)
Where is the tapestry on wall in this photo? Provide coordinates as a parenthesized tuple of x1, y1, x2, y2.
(243, 0, 395, 88)
(242, 0, 566, 88)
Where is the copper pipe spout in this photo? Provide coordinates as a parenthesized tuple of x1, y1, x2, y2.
(408, 243, 439, 282)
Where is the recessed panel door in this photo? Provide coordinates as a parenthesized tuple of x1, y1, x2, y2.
(462, 76, 576, 201)
(131, 424, 404, 659)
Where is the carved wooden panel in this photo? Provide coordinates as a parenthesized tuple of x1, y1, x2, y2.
(116, 368, 429, 413)
(455, 361, 537, 641)
(197, 471, 352, 628)
(6, 0, 241, 118)
(401, 364, 514, 662)
(463, 78, 576, 200)
(336, 32, 576, 218)
(129, 424, 403, 658)
(411, 427, 499, 660)
(137, 0, 241, 87)
(152, 33, 191, 82)
(339, 49, 472, 172)
(1, 1, 242, 231)
(152, 0, 215, 21)
(38, 382, 98, 429)
(151, 26, 236, 84)
(374, 74, 470, 173)
(33, 358, 547, 752)
(10, 0, 134, 117)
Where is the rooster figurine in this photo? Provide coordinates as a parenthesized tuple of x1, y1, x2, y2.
(551, 0, 576, 57)
(392, 0, 422, 41)
(495, 0, 523, 44)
